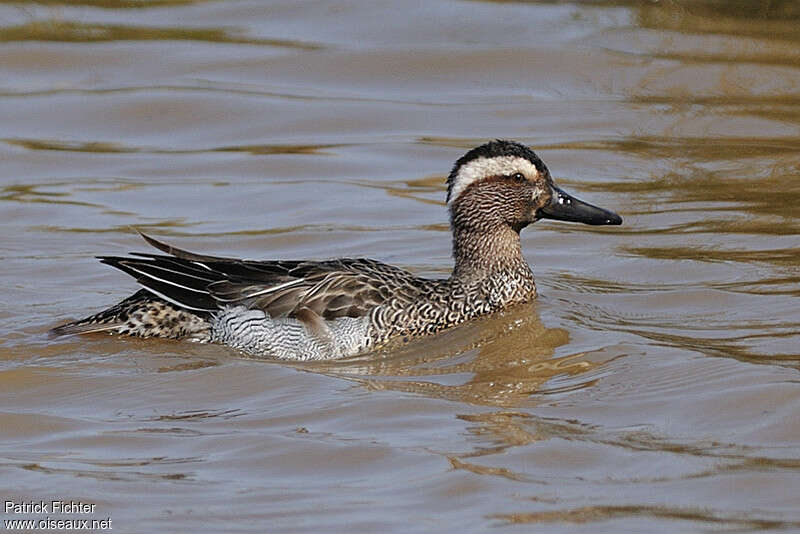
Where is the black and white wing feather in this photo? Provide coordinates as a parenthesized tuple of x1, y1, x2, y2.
(99, 232, 426, 319)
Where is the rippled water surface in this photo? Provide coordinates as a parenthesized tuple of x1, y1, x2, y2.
(2, 1, 800, 532)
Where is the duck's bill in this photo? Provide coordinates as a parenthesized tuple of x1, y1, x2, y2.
(539, 186, 622, 226)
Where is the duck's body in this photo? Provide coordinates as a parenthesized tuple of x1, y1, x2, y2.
(53, 236, 536, 360)
(52, 140, 621, 360)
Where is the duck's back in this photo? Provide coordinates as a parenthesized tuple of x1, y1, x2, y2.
(52, 233, 434, 360)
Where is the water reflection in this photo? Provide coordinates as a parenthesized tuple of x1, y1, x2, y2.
(0, 20, 321, 48)
(634, 0, 800, 41)
(300, 304, 612, 407)
(3, 137, 344, 155)
(549, 137, 800, 162)
(0, 0, 204, 7)
(491, 504, 800, 529)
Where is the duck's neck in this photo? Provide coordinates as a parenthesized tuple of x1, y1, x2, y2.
(450, 223, 531, 280)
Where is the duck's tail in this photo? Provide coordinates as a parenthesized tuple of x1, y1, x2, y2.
(51, 289, 212, 340)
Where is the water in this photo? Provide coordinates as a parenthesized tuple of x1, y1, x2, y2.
(1, 1, 799, 532)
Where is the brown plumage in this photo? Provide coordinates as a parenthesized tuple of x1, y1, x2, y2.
(52, 140, 622, 360)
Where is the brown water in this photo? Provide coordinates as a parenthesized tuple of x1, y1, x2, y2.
(2, 1, 799, 532)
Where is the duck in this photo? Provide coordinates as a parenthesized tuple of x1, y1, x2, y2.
(52, 140, 622, 360)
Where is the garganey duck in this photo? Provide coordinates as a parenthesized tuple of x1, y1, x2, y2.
(52, 140, 622, 360)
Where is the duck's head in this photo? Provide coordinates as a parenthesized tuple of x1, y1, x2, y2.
(446, 140, 622, 232)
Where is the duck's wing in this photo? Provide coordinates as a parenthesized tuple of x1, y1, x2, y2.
(207, 261, 424, 319)
(99, 232, 425, 319)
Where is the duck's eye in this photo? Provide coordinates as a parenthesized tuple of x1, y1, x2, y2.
(512, 173, 525, 182)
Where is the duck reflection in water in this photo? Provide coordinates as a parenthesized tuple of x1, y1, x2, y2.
(298, 302, 614, 408)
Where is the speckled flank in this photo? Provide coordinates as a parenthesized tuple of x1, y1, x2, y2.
(118, 300, 210, 340)
(52, 140, 620, 360)
(52, 289, 211, 340)
(370, 267, 536, 345)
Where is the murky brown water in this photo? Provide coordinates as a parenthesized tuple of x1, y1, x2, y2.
(2, 1, 799, 532)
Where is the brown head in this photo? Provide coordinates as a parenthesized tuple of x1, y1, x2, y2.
(445, 140, 622, 275)
(446, 139, 622, 233)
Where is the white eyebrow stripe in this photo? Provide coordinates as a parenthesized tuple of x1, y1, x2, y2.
(448, 156, 540, 204)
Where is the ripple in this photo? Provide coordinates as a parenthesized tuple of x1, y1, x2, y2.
(491, 504, 800, 529)
(0, 20, 323, 49)
(3, 137, 347, 155)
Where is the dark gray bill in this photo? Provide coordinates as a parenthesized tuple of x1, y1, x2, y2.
(539, 185, 622, 226)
